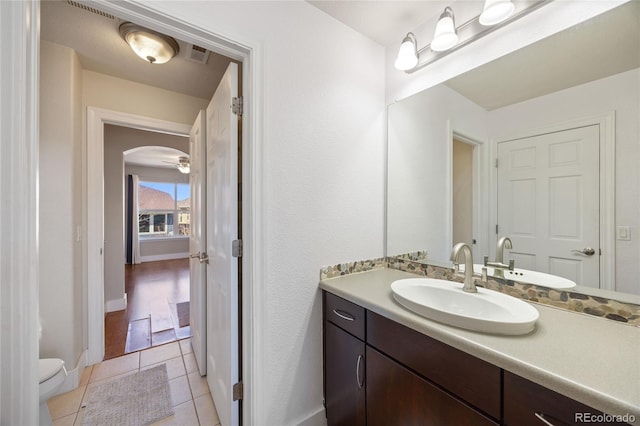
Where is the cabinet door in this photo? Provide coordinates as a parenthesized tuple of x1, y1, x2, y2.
(366, 346, 498, 426)
(504, 372, 630, 426)
(367, 311, 501, 419)
(325, 322, 366, 426)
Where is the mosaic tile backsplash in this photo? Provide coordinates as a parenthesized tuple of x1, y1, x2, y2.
(321, 254, 640, 327)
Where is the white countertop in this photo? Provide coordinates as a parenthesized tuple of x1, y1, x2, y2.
(320, 268, 640, 422)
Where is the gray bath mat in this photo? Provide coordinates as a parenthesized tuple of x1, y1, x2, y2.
(82, 364, 174, 425)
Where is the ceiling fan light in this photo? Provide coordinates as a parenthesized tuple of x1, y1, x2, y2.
(479, 0, 515, 26)
(177, 156, 190, 174)
(394, 33, 419, 71)
(431, 7, 458, 52)
(119, 22, 179, 64)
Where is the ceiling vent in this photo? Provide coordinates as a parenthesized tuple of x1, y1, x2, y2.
(186, 44, 210, 64)
(66, 1, 115, 19)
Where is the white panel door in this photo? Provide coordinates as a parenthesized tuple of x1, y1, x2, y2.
(497, 125, 600, 287)
(189, 110, 207, 376)
(206, 62, 240, 426)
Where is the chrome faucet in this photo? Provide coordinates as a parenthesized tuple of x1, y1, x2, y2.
(450, 243, 486, 293)
(496, 236, 512, 264)
(484, 236, 515, 271)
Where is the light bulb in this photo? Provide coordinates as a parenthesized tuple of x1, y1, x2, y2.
(394, 33, 418, 71)
(479, 0, 515, 26)
(431, 8, 458, 52)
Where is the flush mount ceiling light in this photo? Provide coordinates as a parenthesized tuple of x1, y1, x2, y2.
(393, 0, 548, 73)
(431, 7, 459, 52)
(119, 22, 180, 64)
(479, 0, 515, 26)
(394, 33, 419, 71)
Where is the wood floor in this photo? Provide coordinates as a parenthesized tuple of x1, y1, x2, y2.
(104, 258, 190, 360)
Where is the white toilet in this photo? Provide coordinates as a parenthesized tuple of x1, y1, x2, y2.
(39, 358, 67, 425)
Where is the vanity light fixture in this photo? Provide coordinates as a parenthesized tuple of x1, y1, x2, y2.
(119, 22, 180, 64)
(393, 0, 549, 73)
(479, 0, 515, 26)
(431, 7, 459, 52)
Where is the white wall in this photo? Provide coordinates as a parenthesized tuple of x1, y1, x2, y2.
(488, 69, 640, 294)
(138, 1, 386, 424)
(39, 41, 84, 368)
(387, 84, 488, 261)
(104, 125, 190, 308)
(83, 70, 209, 125)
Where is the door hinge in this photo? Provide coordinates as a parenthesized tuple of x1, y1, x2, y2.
(232, 96, 243, 117)
(233, 381, 243, 401)
(496, 224, 499, 235)
(232, 239, 243, 258)
(495, 158, 499, 168)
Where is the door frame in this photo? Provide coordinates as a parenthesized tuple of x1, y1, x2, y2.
(85, 2, 264, 424)
(446, 123, 490, 260)
(86, 107, 191, 364)
(489, 112, 615, 290)
(0, 1, 41, 424)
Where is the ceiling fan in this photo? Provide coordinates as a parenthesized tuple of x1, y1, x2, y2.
(162, 156, 190, 174)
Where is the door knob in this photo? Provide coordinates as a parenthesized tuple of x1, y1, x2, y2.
(572, 248, 596, 256)
(199, 253, 209, 264)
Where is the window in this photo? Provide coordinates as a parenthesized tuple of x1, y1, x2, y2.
(138, 181, 190, 238)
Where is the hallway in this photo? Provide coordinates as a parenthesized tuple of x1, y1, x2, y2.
(105, 259, 190, 360)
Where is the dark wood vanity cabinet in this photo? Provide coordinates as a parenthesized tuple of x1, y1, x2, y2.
(323, 290, 626, 426)
(323, 292, 497, 426)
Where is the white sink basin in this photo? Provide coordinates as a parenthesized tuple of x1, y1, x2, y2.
(461, 264, 576, 289)
(391, 278, 539, 335)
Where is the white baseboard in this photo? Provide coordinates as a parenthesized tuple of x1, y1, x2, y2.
(105, 293, 127, 313)
(139, 252, 189, 263)
(56, 349, 88, 396)
(295, 407, 326, 426)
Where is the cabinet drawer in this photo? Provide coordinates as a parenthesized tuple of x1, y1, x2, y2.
(366, 346, 498, 426)
(324, 292, 365, 340)
(504, 371, 630, 426)
(367, 311, 501, 420)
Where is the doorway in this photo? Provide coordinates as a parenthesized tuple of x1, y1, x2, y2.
(103, 140, 194, 359)
(41, 0, 257, 422)
(452, 138, 474, 248)
(450, 132, 483, 256)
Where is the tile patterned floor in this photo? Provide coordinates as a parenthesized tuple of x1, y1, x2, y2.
(48, 339, 220, 426)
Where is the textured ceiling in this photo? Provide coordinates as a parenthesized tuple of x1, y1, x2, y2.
(40, 0, 233, 100)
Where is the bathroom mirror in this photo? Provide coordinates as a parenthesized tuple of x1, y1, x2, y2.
(387, 1, 640, 299)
